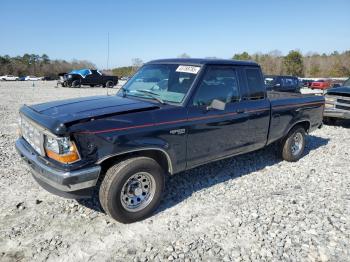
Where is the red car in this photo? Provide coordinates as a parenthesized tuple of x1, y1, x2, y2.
(310, 79, 331, 90)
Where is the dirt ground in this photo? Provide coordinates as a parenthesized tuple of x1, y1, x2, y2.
(0, 81, 349, 262)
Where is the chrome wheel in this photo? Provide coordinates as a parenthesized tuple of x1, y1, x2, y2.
(291, 132, 303, 156)
(120, 172, 156, 212)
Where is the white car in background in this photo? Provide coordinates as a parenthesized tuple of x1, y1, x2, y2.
(0, 75, 19, 81)
(24, 76, 42, 81)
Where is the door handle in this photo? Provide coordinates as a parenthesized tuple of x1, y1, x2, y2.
(236, 109, 245, 114)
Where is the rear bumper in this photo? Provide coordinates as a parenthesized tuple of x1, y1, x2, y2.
(15, 138, 101, 198)
(324, 108, 350, 119)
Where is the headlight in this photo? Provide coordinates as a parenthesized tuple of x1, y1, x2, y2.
(44, 135, 80, 164)
(68, 75, 72, 79)
(20, 116, 43, 155)
(325, 96, 336, 109)
(325, 96, 336, 103)
(325, 103, 334, 108)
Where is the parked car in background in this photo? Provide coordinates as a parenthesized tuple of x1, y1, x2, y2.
(0, 75, 19, 81)
(331, 80, 347, 88)
(301, 79, 314, 87)
(24, 76, 42, 81)
(63, 69, 118, 88)
(120, 76, 131, 81)
(42, 76, 56, 81)
(324, 77, 350, 122)
(16, 58, 324, 223)
(310, 79, 331, 90)
(57, 73, 67, 87)
(264, 75, 301, 92)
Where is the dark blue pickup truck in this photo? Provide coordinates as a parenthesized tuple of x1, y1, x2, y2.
(16, 59, 324, 223)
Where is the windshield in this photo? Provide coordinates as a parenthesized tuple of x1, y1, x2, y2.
(69, 69, 91, 78)
(343, 78, 350, 86)
(120, 64, 201, 104)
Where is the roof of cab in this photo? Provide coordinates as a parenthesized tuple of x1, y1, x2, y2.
(147, 58, 259, 66)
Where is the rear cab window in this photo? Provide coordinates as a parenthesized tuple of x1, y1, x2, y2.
(243, 67, 266, 100)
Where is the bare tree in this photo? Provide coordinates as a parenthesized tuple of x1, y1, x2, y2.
(131, 58, 144, 73)
(177, 53, 191, 58)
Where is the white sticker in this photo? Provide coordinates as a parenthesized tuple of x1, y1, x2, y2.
(176, 65, 201, 74)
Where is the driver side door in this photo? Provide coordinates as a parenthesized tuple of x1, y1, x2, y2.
(186, 66, 251, 168)
(84, 70, 99, 85)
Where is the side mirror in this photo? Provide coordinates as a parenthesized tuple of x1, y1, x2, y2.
(333, 83, 341, 88)
(206, 99, 226, 111)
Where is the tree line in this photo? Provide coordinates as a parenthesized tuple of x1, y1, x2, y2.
(112, 50, 350, 78)
(232, 50, 350, 77)
(2, 50, 350, 78)
(0, 54, 96, 77)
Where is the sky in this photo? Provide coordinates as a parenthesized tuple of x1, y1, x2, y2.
(1, 0, 349, 69)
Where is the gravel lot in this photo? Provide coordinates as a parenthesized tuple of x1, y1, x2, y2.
(0, 81, 349, 262)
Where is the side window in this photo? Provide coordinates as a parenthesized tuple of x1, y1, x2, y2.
(282, 77, 295, 87)
(245, 68, 265, 100)
(193, 67, 240, 106)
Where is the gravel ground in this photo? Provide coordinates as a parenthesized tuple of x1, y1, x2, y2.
(0, 81, 349, 262)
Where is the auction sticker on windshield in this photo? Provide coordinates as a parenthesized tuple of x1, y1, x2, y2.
(176, 65, 201, 74)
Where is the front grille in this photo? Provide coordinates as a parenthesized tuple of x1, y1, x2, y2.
(336, 105, 350, 111)
(338, 99, 350, 105)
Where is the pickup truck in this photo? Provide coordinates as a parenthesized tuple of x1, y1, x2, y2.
(264, 75, 301, 93)
(15, 58, 324, 223)
(63, 69, 118, 88)
(324, 77, 350, 121)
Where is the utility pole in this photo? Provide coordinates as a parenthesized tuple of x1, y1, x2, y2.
(106, 32, 110, 96)
(107, 32, 110, 70)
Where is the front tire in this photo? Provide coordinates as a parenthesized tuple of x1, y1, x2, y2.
(280, 126, 306, 162)
(323, 117, 337, 125)
(99, 157, 165, 223)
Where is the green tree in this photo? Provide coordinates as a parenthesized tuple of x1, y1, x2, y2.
(283, 50, 304, 76)
(41, 54, 50, 64)
(328, 61, 350, 77)
(232, 52, 251, 60)
(178, 53, 191, 58)
(331, 51, 339, 56)
(309, 64, 321, 77)
(112, 66, 134, 77)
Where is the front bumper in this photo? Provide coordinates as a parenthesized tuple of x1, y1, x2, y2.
(15, 138, 101, 198)
(324, 108, 350, 119)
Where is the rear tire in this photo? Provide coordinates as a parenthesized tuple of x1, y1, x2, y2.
(99, 157, 165, 223)
(106, 81, 114, 88)
(280, 126, 306, 162)
(71, 80, 80, 88)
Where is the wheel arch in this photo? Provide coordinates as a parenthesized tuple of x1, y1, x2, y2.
(285, 120, 311, 137)
(97, 148, 173, 176)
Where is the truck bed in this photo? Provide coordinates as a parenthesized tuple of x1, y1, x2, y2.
(266, 91, 324, 145)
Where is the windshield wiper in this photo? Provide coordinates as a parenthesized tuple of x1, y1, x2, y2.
(135, 89, 166, 104)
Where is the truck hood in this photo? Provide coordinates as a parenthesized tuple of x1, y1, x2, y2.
(326, 87, 350, 97)
(21, 95, 159, 135)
